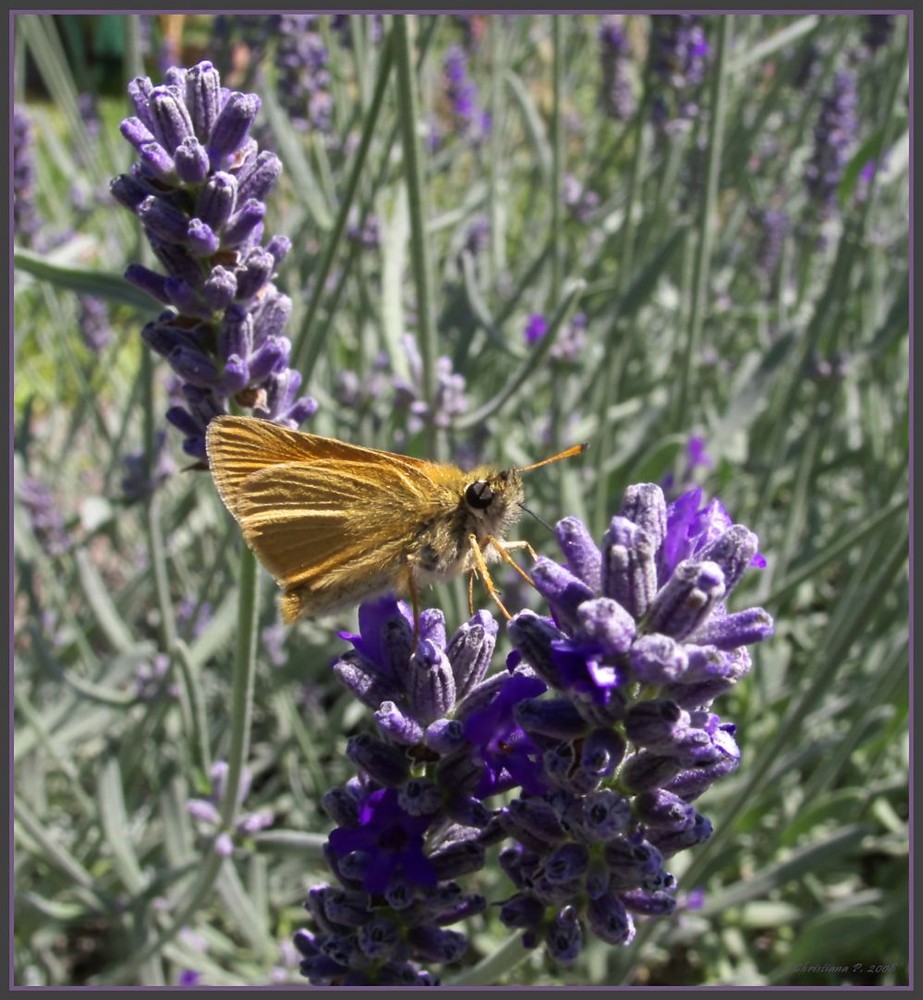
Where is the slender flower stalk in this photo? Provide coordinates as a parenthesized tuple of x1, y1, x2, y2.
(295, 484, 772, 982)
(112, 60, 316, 460)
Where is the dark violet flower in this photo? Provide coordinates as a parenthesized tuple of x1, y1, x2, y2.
(804, 70, 858, 219)
(112, 61, 316, 460)
(650, 15, 709, 127)
(524, 314, 548, 346)
(13, 107, 40, 246)
(330, 14, 384, 49)
(661, 434, 714, 498)
(599, 15, 636, 120)
(346, 211, 381, 250)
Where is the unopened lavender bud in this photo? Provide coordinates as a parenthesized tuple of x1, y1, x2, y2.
(646, 812, 713, 857)
(323, 887, 370, 927)
(587, 893, 635, 945)
(374, 701, 424, 746)
(620, 751, 683, 793)
(620, 483, 667, 552)
(203, 266, 237, 310)
(643, 560, 725, 640)
(690, 607, 774, 649)
(602, 837, 664, 891)
(124, 263, 170, 303)
(514, 696, 589, 739)
(345, 733, 409, 786)
(624, 699, 686, 748)
(576, 598, 635, 654)
(579, 727, 626, 778)
(120, 116, 156, 152)
(544, 842, 589, 884)
(333, 653, 399, 708)
(445, 611, 497, 697)
(546, 905, 583, 964)
(208, 91, 261, 161)
(238, 150, 283, 202)
(196, 172, 237, 231)
(174, 137, 210, 183)
(602, 516, 658, 619)
(579, 788, 633, 839)
(220, 355, 249, 394)
(629, 633, 689, 684)
(423, 717, 465, 754)
(321, 787, 360, 827)
(436, 748, 483, 796)
(555, 516, 602, 592)
(500, 891, 545, 929)
(184, 60, 222, 139)
(635, 789, 696, 829)
(110, 173, 151, 211)
(357, 914, 400, 957)
(698, 524, 759, 593)
(222, 198, 265, 248)
(187, 219, 220, 257)
(663, 754, 739, 800)
(138, 141, 176, 180)
(168, 346, 219, 386)
(149, 85, 195, 152)
(429, 841, 485, 880)
(397, 777, 441, 817)
(508, 611, 564, 687)
(501, 797, 566, 847)
(620, 888, 678, 916)
(247, 338, 288, 383)
(138, 195, 190, 244)
(236, 248, 275, 300)
(406, 925, 468, 964)
(265, 234, 291, 266)
(530, 559, 595, 630)
(406, 639, 455, 724)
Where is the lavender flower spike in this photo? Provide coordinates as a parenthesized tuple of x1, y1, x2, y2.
(112, 61, 316, 460)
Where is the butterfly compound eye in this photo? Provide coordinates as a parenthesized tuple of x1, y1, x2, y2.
(465, 480, 494, 510)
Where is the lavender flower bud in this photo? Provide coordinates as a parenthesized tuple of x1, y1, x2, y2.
(602, 517, 658, 619)
(643, 560, 725, 640)
(345, 734, 410, 787)
(555, 516, 603, 592)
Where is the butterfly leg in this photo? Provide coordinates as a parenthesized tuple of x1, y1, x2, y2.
(485, 535, 538, 587)
(467, 534, 512, 620)
(467, 570, 476, 616)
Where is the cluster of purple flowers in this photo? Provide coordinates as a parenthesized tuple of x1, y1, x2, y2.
(754, 208, 790, 287)
(330, 14, 384, 49)
(442, 45, 490, 143)
(111, 61, 316, 461)
(274, 15, 333, 134)
(13, 107, 40, 246)
(18, 476, 72, 558)
(294, 484, 773, 983)
(650, 15, 709, 127)
(598, 16, 636, 121)
(187, 761, 274, 858)
(804, 69, 858, 220)
(524, 312, 589, 364)
(563, 174, 601, 225)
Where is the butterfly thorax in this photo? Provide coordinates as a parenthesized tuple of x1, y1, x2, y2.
(408, 465, 524, 578)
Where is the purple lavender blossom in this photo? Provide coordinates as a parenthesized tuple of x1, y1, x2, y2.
(121, 429, 176, 503)
(346, 211, 381, 251)
(13, 107, 40, 246)
(443, 45, 490, 143)
(78, 296, 113, 352)
(133, 653, 180, 701)
(112, 61, 316, 460)
(804, 70, 858, 219)
(524, 314, 548, 346)
(18, 476, 72, 557)
(754, 208, 790, 286)
(187, 760, 274, 856)
(563, 174, 601, 225)
(650, 15, 709, 126)
(275, 15, 333, 134)
(598, 15, 636, 120)
(463, 215, 490, 257)
(393, 336, 468, 437)
(295, 485, 772, 977)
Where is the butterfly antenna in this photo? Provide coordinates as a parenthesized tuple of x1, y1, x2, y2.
(516, 442, 588, 474)
(518, 501, 555, 534)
